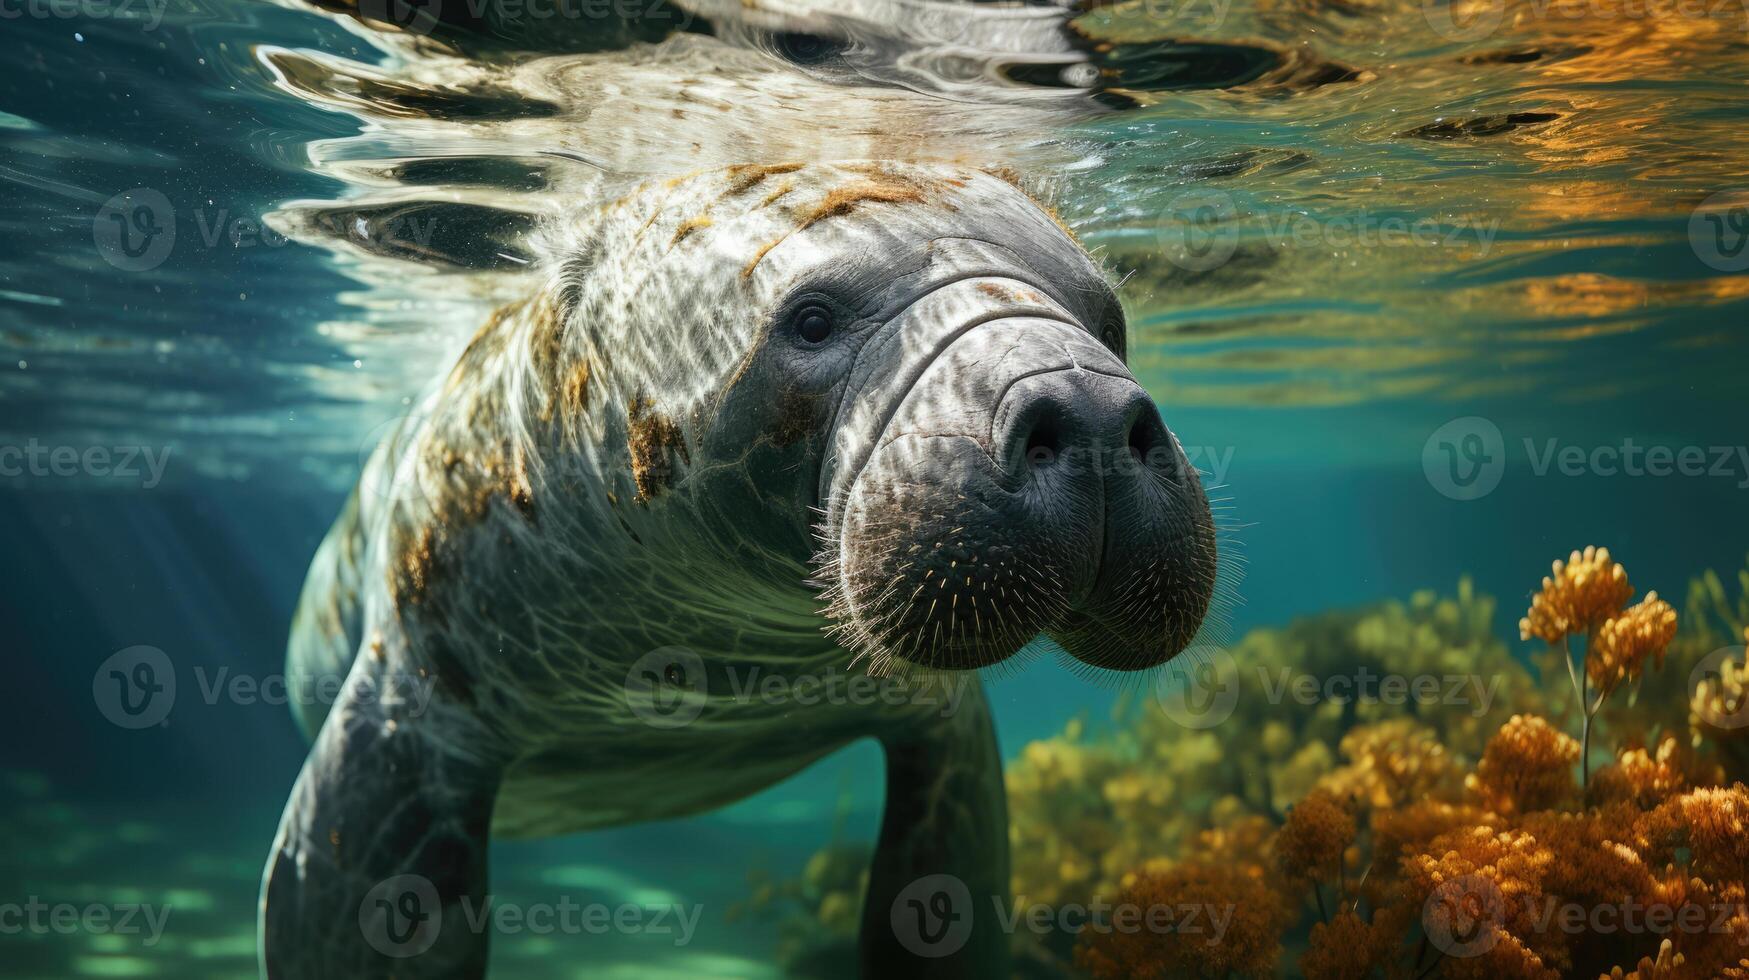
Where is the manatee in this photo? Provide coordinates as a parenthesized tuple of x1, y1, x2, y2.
(262, 161, 1216, 979)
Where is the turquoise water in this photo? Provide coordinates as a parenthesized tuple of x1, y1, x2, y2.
(3, 0, 1747, 976)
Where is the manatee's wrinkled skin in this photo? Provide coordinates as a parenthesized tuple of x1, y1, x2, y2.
(263, 162, 1215, 979)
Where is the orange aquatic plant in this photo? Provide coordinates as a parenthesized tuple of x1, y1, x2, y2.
(1520, 546, 1634, 644)
(1590, 594, 1678, 697)
(1518, 546, 1677, 785)
(1073, 860, 1287, 980)
(1466, 714, 1580, 814)
(1072, 547, 1749, 980)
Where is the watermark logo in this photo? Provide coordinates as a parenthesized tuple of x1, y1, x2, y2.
(1691, 190, 1749, 273)
(890, 874, 973, 959)
(1690, 644, 1749, 731)
(1156, 189, 1239, 273)
(1423, 416, 1506, 501)
(1155, 653, 1504, 728)
(887, 881, 1240, 948)
(360, 875, 442, 958)
(621, 649, 977, 728)
(1422, 0, 1507, 40)
(92, 645, 176, 729)
(357, 877, 702, 953)
(1423, 874, 1505, 958)
(1154, 645, 1240, 729)
(94, 188, 174, 272)
(92, 646, 436, 728)
(624, 646, 707, 728)
(1155, 193, 1500, 273)
(1423, 418, 1749, 500)
(95, 191, 439, 273)
(1017, 444, 1236, 488)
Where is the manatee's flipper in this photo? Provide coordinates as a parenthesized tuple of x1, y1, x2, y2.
(261, 668, 504, 980)
(861, 680, 1011, 979)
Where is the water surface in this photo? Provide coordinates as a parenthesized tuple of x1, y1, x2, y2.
(3, 0, 1746, 976)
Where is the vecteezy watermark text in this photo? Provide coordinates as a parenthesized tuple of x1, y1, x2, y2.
(623, 647, 974, 728)
(92, 645, 437, 729)
(1424, 875, 1749, 959)
(358, 875, 700, 958)
(1422, 416, 1749, 501)
(1155, 191, 1502, 273)
(1152, 646, 1504, 729)
(0, 0, 168, 31)
(95, 188, 441, 272)
(888, 874, 1237, 959)
(0, 440, 170, 488)
(0, 899, 171, 946)
(1524, 437, 1749, 486)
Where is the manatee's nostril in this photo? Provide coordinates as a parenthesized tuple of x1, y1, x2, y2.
(1124, 407, 1176, 475)
(1023, 413, 1063, 468)
(1126, 415, 1150, 462)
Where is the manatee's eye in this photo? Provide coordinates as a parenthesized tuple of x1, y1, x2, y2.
(1100, 322, 1125, 355)
(774, 32, 848, 66)
(795, 304, 835, 345)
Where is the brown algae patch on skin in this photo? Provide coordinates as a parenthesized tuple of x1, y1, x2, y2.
(443, 299, 522, 397)
(977, 281, 1021, 303)
(742, 237, 786, 279)
(844, 163, 969, 201)
(562, 359, 591, 421)
(804, 178, 930, 228)
(981, 165, 1026, 190)
(524, 295, 572, 422)
(742, 175, 931, 279)
(724, 162, 804, 197)
(670, 214, 713, 247)
(395, 524, 440, 609)
(626, 396, 691, 501)
(392, 455, 532, 611)
(974, 281, 1050, 307)
(391, 410, 540, 613)
(759, 182, 794, 208)
(1041, 202, 1081, 246)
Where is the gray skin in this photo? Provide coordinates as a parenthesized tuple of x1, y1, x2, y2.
(262, 161, 1216, 979)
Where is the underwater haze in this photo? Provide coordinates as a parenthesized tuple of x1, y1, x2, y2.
(3, 0, 1749, 976)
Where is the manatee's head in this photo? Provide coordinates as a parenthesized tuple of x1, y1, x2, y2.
(555, 161, 1214, 673)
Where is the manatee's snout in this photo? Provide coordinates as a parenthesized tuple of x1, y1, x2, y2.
(822, 279, 1216, 673)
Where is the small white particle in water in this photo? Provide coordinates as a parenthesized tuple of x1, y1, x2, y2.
(239, 292, 246, 300)
(74, 32, 83, 41)
(353, 359, 363, 369)
(16, 360, 25, 370)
